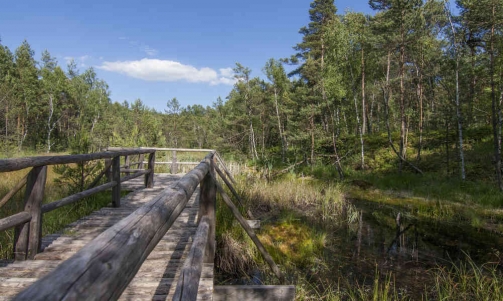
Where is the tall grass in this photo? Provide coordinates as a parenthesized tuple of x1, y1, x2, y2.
(215, 168, 503, 300)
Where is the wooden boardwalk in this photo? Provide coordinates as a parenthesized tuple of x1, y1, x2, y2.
(0, 174, 213, 300)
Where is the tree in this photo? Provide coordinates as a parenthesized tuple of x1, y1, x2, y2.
(369, 0, 424, 172)
(289, 0, 338, 165)
(263, 58, 290, 162)
(13, 40, 40, 150)
(40, 50, 68, 152)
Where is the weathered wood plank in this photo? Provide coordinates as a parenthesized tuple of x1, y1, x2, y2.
(120, 168, 145, 173)
(145, 152, 155, 188)
(0, 212, 31, 232)
(41, 181, 117, 213)
(13, 157, 211, 301)
(173, 216, 210, 300)
(0, 149, 155, 172)
(171, 150, 178, 174)
(14, 166, 47, 260)
(120, 170, 150, 183)
(215, 152, 236, 184)
(112, 156, 121, 207)
(247, 220, 261, 229)
(213, 285, 296, 301)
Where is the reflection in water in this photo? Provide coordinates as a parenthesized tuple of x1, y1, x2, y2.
(339, 199, 503, 296)
(217, 198, 503, 298)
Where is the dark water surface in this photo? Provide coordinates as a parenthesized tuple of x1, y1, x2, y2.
(321, 198, 503, 297)
(216, 198, 503, 298)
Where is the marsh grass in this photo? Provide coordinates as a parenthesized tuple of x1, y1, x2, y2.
(215, 166, 503, 300)
(428, 256, 503, 301)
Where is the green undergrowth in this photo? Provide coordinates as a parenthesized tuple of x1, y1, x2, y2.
(215, 161, 503, 300)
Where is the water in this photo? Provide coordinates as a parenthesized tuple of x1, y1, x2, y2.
(320, 198, 503, 296)
(216, 198, 503, 298)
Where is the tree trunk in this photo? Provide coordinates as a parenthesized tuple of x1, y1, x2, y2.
(274, 88, 286, 162)
(399, 19, 407, 172)
(361, 47, 366, 135)
(489, 7, 502, 190)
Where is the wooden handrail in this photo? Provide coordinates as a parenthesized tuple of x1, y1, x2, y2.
(173, 215, 211, 300)
(0, 148, 158, 261)
(41, 182, 117, 213)
(13, 153, 213, 301)
(0, 211, 31, 232)
(0, 149, 155, 172)
(108, 147, 214, 152)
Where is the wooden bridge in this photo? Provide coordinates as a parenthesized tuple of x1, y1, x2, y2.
(0, 148, 294, 300)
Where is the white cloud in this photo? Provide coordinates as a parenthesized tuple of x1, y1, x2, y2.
(97, 58, 235, 85)
(219, 67, 234, 78)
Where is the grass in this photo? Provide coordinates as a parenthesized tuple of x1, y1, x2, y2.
(215, 164, 503, 300)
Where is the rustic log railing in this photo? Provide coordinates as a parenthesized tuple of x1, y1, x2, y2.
(13, 153, 216, 301)
(1, 148, 289, 300)
(0, 148, 156, 260)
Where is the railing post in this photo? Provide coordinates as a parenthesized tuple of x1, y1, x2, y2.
(171, 150, 178, 174)
(199, 154, 216, 263)
(145, 151, 155, 188)
(14, 165, 47, 260)
(104, 158, 111, 182)
(138, 154, 145, 169)
(124, 155, 130, 176)
(112, 156, 121, 207)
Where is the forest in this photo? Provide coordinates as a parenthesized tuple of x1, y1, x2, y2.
(1, 0, 502, 189)
(1, 0, 503, 299)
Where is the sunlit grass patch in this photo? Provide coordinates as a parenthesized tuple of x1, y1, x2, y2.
(258, 210, 326, 269)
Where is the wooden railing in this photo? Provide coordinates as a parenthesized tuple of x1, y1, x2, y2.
(1, 148, 286, 300)
(11, 152, 217, 301)
(0, 148, 156, 261)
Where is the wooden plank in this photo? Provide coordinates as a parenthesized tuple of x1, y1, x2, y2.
(0, 212, 31, 232)
(171, 150, 178, 174)
(215, 153, 236, 184)
(120, 170, 150, 183)
(145, 152, 155, 188)
(212, 175, 283, 281)
(213, 285, 295, 301)
(112, 156, 121, 208)
(247, 220, 260, 229)
(0, 173, 28, 209)
(198, 156, 216, 263)
(14, 166, 47, 260)
(41, 181, 117, 213)
(0, 149, 155, 172)
(120, 168, 145, 173)
(138, 153, 145, 169)
(173, 216, 210, 300)
(12, 156, 212, 301)
(156, 162, 199, 165)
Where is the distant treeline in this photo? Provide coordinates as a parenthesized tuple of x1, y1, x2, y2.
(1, 0, 503, 187)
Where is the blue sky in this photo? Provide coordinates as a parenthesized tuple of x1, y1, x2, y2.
(1, 1, 439, 111)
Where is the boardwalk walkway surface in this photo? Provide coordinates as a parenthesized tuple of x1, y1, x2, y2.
(0, 174, 213, 300)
